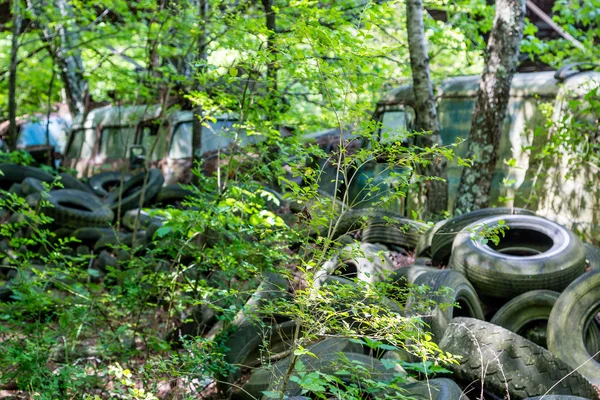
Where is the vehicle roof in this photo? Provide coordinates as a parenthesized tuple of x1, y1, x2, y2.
(72, 106, 233, 129)
(378, 70, 600, 106)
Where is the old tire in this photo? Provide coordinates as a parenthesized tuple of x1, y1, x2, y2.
(30, 189, 114, 228)
(155, 184, 193, 207)
(362, 216, 427, 251)
(0, 163, 54, 189)
(58, 172, 95, 194)
(449, 215, 586, 299)
(584, 243, 600, 270)
(106, 169, 164, 214)
(398, 378, 466, 399)
(240, 338, 364, 399)
(266, 352, 394, 398)
(408, 270, 485, 342)
(431, 207, 535, 266)
(547, 269, 600, 387)
(21, 177, 45, 195)
(439, 318, 598, 399)
(88, 171, 132, 197)
(415, 220, 447, 258)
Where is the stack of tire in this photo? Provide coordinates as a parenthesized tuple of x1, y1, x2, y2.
(0, 163, 191, 291)
(405, 208, 600, 399)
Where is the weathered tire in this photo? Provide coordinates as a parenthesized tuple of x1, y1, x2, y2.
(389, 265, 439, 291)
(30, 189, 114, 228)
(58, 172, 95, 194)
(105, 169, 164, 214)
(524, 397, 594, 400)
(439, 318, 598, 399)
(431, 207, 535, 266)
(398, 378, 467, 400)
(154, 184, 193, 207)
(490, 290, 600, 353)
(0, 163, 54, 189)
(8, 183, 23, 196)
(408, 270, 484, 342)
(548, 269, 600, 387)
(449, 215, 586, 299)
(88, 171, 132, 197)
(415, 219, 447, 258)
(220, 320, 299, 396)
(239, 338, 364, 399)
(266, 352, 394, 398)
(21, 177, 45, 195)
(584, 243, 600, 270)
(362, 216, 427, 251)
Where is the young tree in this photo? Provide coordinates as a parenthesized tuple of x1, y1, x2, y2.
(454, 0, 526, 212)
(7, 0, 22, 149)
(405, 0, 448, 217)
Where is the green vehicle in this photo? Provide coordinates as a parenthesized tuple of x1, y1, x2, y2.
(318, 64, 600, 244)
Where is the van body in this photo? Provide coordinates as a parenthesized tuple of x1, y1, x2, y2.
(63, 106, 249, 184)
(346, 69, 600, 243)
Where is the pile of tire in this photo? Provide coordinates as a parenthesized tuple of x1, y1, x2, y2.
(0, 163, 191, 295)
(224, 207, 600, 400)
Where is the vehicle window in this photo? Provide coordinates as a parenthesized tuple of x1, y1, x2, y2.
(379, 109, 412, 143)
(139, 123, 169, 161)
(169, 122, 192, 159)
(100, 126, 135, 159)
(16, 116, 70, 153)
(201, 120, 238, 155)
(66, 129, 93, 159)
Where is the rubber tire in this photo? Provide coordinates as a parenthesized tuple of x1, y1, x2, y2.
(431, 207, 535, 266)
(21, 177, 45, 195)
(105, 169, 164, 213)
(524, 397, 594, 400)
(408, 270, 485, 342)
(547, 269, 600, 387)
(155, 184, 193, 207)
(0, 163, 54, 189)
(439, 317, 598, 399)
(30, 189, 114, 228)
(584, 243, 600, 271)
(362, 216, 427, 251)
(240, 338, 364, 399)
(72, 227, 118, 246)
(266, 352, 394, 398)
(88, 171, 132, 197)
(398, 378, 467, 399)
(415, 219, 447, 258)
(220, 320, 299, 395)
(8, 183, 23, 196)
(58, 172, 95, 194)
(449, 215, 586, 300)
(489, 289, 600, 354)
(389, 265, 440, 292)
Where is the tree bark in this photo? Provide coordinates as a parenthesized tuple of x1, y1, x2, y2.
(7, 0, 22, 149)
(405, 0, 448, 218)
(192, 0, 208, 175)
(29, 0, 88, 115)
(454, 0, 526, 213)
(262, 0, 277, 94)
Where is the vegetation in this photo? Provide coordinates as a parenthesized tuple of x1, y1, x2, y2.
(0, 0, 598, 399)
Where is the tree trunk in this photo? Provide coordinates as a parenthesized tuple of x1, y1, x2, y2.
(405, 0, 448, 218)
(454, 0, 526, 213)
(7, 0, 22, 149)
(261, 0, 277, 94)
(29, 0, 87, 115)
(192, 0, 208, 175)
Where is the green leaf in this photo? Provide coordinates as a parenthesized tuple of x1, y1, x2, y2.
(229, 67, 238, 77)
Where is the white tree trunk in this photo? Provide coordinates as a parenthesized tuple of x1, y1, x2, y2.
(454, 0, 526, 213)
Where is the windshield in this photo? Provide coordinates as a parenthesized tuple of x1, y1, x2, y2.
(379, 108, 414, 143)
(66, 128, 94, 159)
(168, 119, 253, 159)
(99, 126, 135, 159)
(16, 115, 70, 153)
